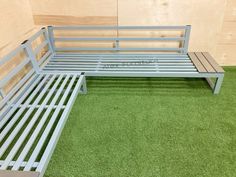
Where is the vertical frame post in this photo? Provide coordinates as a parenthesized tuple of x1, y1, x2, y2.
(47, 26, 56, 52)
(115, 40, 120, 51)
(79, 73, 87, 94)
(115, 26, 120, 52)
(22, 40, 40, 73)
(0, 89, 5, 99)
(42, 27, 54, 54)
(183, 25, 191, 54)
(214, 74, 224, 94)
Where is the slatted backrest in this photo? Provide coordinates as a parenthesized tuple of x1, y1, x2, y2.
(48, 25, 191, 54)
(0, 28, 53, 112)
(24, 27, 53, 69)
(0, 45, 36, 110)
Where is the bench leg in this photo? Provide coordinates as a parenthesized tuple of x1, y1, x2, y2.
(206, 74, 224, 94)
(213, 74, 224, 94)
(79, 76, 87, 94)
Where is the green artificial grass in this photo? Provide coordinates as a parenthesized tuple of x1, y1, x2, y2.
(45, 67, 236, 177)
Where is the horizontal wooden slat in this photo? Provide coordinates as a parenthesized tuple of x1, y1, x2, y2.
(202, 52, 224, 73)
(188, 52, 224, 73)
(188, 52, 207, 72)
(33, 15, 117, 26)
(195, 52, 215, 72)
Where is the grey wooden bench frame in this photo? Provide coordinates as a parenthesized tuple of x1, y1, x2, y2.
(44, 25, 224, 94)
(0, 36, 87, 177)
(0, 25, 224, 177)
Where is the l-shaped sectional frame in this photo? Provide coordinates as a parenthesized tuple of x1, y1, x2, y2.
(0, 25, 224, 177)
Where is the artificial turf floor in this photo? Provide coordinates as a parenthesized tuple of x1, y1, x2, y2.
(45, 67, 236, 177)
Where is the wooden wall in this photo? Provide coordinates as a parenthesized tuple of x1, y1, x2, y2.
(215, 0, 236, 65)
(0, 0, 36, 57)
(0, 0, 38, 98)
(29, 0, 118, 26)
(118, 0, 226, 64)
(0, 0, 236, 65)
(29, 0, 236, 65)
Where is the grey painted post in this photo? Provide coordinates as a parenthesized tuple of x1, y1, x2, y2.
(22, 41, 40, 73)
(79, 74, 87, 94)
(115, 40, 120, 51)
(214, 74, 224, 94)
(42, 27, 54, 54)
(0, 89, 5, 99)
(183, 25, 191, 54)
(47, 26, 56, 52)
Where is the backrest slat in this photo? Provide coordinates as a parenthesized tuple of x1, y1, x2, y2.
(50, 25, 191, 54)
(0, 46, 24, 66)
(0, 45, 36, 110)
(25, 28, 53, 69)
(0, 70, 35, 110)
(0, 57, 30, 88)
(0, 89, 5, 99)
(0, 28, 54, 111)
(52, 26, 188, 30)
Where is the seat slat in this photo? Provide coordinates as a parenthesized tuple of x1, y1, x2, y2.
(11, 104, 66, 109)
(0, 75, 64, 170)
(52, 56, 190, 59)
(48, 61, 194, 65)
(12, 75, 69, 171)
(0, 74, 86, 173)
(54, 53, 188, 57)
(195, 52, 215, 72)
(0, 161, 38, 168)
(0, 75, 49, 139)
(0, 75, 55, 158)
(44, 67, 197, 72)
(202, 52, 224, 73)
(50, 60, 192, 63)
(46, 64, 196, 69)
(36, 75, 85, 173)
(47, 53, 201, 75)
(48, 64, 193, 68)
(23, 75, 77, 171)
(0, 74, 42, 124)
(187, 53, 207, 72)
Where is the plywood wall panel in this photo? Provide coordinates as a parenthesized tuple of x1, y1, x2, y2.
(218, 22, 236, 44)
(29, 0, 236, 65)
(215, 44, 236, 65)
(224, 0, 236, 22)
(0, 0, 38, 98)
(30, 0, 118, 25)
(215, 0, 236, 65)
(0, 0, 235, 65)
(0, 0, 36, 57)
(30, 0, 117, 16)
(33, 15, 117, 25)
(118, 0, 226, 59)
